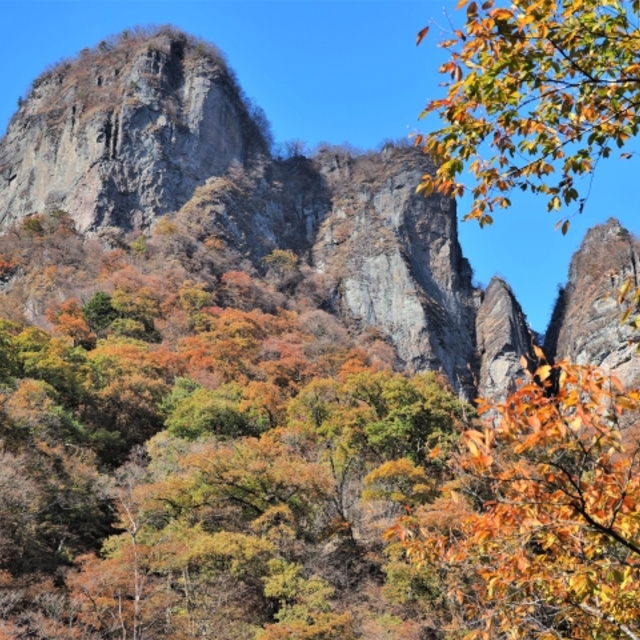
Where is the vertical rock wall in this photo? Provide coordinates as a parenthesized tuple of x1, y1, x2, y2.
(544, 218, 640, 388)
(310, 146, 480, 397)
(475, 277, 533, 400)
(0, 30, 265, 232)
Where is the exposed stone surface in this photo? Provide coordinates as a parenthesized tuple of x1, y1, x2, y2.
(475, 277, 533, 400)
(544, 218, 640, 388)
(0, 28, 267, 232)
(167, 145, 482, 397)
(172, 155, 331, 265)
(0, 28, 536, 399)
(310, 146, 479, 397)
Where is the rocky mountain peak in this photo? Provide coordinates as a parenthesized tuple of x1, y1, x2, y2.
(309, 145, 480, 395)
(0, 28, 541, 400)
(567, 218, 633, 284)
(544, 217, 640, 387)
(475, 277, 533, 400)
(0, 26, 269, 233)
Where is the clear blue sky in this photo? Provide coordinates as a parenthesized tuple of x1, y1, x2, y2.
(1, 0, 638, 334)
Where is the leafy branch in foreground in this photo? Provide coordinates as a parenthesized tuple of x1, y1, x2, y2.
(393, 361, 640, 639)
(416, 0, 640, 230)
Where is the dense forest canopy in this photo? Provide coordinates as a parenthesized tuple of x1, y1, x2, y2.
(0, 203, 473, 638)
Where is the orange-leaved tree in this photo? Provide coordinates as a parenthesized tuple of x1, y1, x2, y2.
(416, 0, 640, 230)
(394, 361, 640, 639)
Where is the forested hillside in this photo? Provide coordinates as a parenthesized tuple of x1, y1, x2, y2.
(2, 20, 640, 640)
(0, 206, 472, 638)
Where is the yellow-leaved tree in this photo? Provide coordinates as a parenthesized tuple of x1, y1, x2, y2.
(416, 0, 640, 230)
(394, 360, 640, 639)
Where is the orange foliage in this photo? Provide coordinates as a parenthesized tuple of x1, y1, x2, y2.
(46, 298, 95, 348)
(396, 362, 640, 639)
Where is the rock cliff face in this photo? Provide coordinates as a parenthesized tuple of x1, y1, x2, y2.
(545, 218, 640, 387)
(0, 27, 537, 399)
(0, 28, 267, 232)
(476, 277, 533, 400)
(310, 146, 479, 395)
(165, 146, 484, 397)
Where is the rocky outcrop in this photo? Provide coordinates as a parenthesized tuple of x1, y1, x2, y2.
(310, 146, 479, 397)
(544, 218, 640, 388)
(0, 28, 268, 232)
(167, 145, 481, 397)
(0, 27, 536, 399)
(475, 277, 533, 400)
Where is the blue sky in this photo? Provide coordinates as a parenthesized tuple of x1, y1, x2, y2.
(1, 0, 638, 333)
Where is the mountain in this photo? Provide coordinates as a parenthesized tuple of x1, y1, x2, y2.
(0, 26, 541, 400)
(0, 28, 269, 233)
(3, 26, 636, 401)
(2, 25, 640, 640)
(0, 28, 640, 398)
(545, 217, 640, 387)
(475, 277, 533, 401)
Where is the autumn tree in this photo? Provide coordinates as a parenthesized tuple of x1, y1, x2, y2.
(12, 327, 90, 408)
(47, 298, 96, 349)
(416, 0, 640, 229)
(83, 337, 179, 462)
(258, 559, 356, 640)
(67, 429, 338, 638)
(69, 456, 174, 640)
(161, 378, 260, 440)
(395, 361, 640, 639)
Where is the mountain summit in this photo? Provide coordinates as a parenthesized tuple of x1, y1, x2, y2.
(0, 27, 269, 232)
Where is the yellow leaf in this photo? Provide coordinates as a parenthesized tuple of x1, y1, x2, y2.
(536, 364, 551, 381)
(490, 8, 513, 20)
(533, 344, 546, 361)
(466, 437, 480, 458)
(619, 278, 632, 303)
(516, 556, 529, 573)
(558, 368, 567, 390)
(416, 177, 434, 196)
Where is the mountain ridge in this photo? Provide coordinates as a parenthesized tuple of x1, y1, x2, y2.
(0, 25, 639, 640)
(0, 26, 635, 398)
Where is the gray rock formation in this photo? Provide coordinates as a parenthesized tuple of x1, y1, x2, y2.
(0, 27, 535, 399)
(0, 28, 267, 232)
(310, 146, 479, 397)
(475, 277, 533, 400)
(544, 218, 640, 388)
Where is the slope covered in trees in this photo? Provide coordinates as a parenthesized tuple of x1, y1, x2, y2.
(0, 208, 474, 638)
